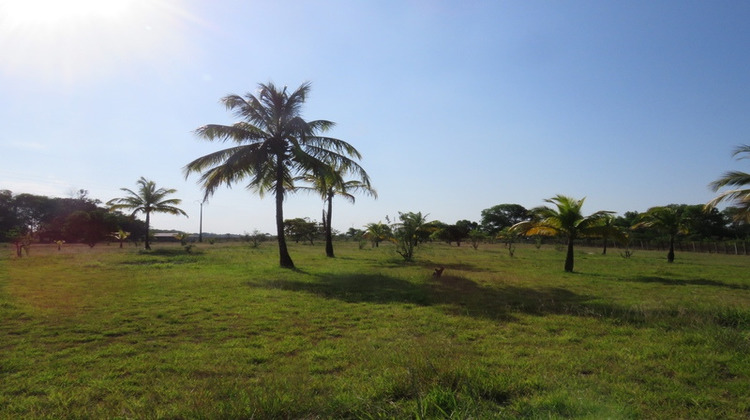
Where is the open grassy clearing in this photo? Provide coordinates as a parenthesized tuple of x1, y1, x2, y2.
(1, 241, 749, 418)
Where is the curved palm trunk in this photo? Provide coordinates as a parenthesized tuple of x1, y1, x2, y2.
(144, 211, 151, 250)
(667, 234, 675, 263)
(275, 161, 295, 268)
(565, 236, 575, 272)
(325, 194, 334, 258)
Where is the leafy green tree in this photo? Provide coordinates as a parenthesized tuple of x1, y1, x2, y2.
(511, 195, 613, 272)
(480, 204, 529, 235)
(706, 144, 750, 223)
(634, 205, 691, 263)
(295, 167, 375, 258)
(284, 217, 320, 244)
(184, 82, 365, 269)
(107, 177, 187, 250)
(392, 211, 429, 261)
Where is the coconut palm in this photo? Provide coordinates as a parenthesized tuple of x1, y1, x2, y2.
(364, 222, 391, 248)
(633, 205, 689, 263)
(706, 144, 750, 223)
(295, 168, 376, 258)
(511, 195, 613, 272)
(107, 177, 187, 250)
(184, 82, 366, 268)
(595, 214, 627, 255)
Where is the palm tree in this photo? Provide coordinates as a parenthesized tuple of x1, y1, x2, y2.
(511, 195, 613, 272)
(184, 82, 366, 268)
(595, 214, 627, 255)
(706, 144, 750, 223)
(107, 177, 187, 250)
(634, 205, 689, 263)
(364, 222, 391, 248)
(295, 168, 376, 258)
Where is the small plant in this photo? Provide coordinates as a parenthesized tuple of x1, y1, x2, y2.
(174, 232, 189, 246)
(391, 211, 429, 261)
(184, 244, 194, 254)
(534, 236, 543, 249)
(620, 248, 635, 258)
(111, 230, 131, 249)
(468, 229, 486, 250)
(54, 239, 65, 251)
(208, 238, 216, 245)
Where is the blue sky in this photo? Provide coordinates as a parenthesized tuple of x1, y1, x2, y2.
(1, 0, 749, 234)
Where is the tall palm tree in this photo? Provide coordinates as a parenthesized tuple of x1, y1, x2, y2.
(184, 82, 365, 268)
(295, 168, 376, 258)
(634, 205, 689, 263)
(706, 144, 750, 223)
(511, 195, 613, 272)
(107, 177, 187, 250)
(595, 214, 627, 255)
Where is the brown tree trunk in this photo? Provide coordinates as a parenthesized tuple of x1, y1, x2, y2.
(667, 234, 675, 263)
(144, 212, 151, 250)
(325, 194, 334, 258)
(275, 161, 294, 268)
(565, 237, 575, 272)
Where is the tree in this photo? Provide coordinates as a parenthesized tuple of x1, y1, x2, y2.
(595, 214, 627, 255)
(184, 82, 365, 269)
(284, 218, 320, 244)
(295, 166, 376, 258)
(364, 222, 391, 248)
(634, 205, 690, 263)
(480, 204, 529, 235)
(392, 211, 429, 261)
(511, 195, 613, 272)
(706, 144, 750, 223)
(107, 177, 187, 250)
(111, 229, 131, 248)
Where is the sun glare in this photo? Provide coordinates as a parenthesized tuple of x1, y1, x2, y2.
(0, 0, 191, 86)
(2, 0, 135, 26)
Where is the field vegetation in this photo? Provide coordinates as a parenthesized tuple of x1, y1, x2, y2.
(1, 240, 749, 418)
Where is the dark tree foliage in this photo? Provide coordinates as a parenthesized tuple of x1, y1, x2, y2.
(480, 204, 529, 235)
(284, 218, 320, 244)
(0, 190, 147, 245)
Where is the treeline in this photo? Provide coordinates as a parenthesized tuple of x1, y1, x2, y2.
(0, 190, 146, 245)
(339, 203, 750, 251)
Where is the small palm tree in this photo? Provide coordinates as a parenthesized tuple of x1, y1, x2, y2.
(184, 82, 366, 269)
(364, 222, 391, 248)
(634, 205, 689, 263)
(295, 168, 376, 257)
(706, 144, 750, 223)
(511, 195, 613, 272)
(111, 229, 130, 248)
(593, 214, 627, 255)
(107, 177, 187, 250)
(392, 211, 429, 262)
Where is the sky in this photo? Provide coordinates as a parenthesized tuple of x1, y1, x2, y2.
(1, 0, 750, 235)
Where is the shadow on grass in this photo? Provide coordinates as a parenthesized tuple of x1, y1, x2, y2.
(248, 273, 593, 323)
(247, 272, 750, 329)
(621, 276, 749, 290)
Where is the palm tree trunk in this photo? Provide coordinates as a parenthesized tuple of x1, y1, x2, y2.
(144, 211, 151, 250)
(325, 194, 334, 258)
(275, 161, 295, 268)
(667, 234, 675, 263)
(565, 237, 575, 272)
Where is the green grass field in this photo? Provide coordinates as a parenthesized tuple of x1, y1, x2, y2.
(1, 240, 749, 419)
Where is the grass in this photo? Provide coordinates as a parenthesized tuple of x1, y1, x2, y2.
(1, 240, 749, 418)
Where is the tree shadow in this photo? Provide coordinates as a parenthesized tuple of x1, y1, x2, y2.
(247, 272, 595, 324)
(621, 276, 749, 290)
